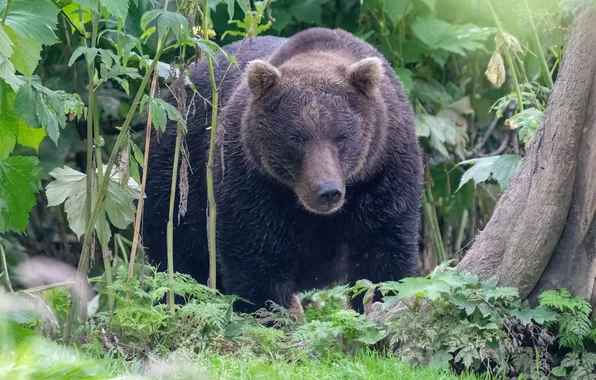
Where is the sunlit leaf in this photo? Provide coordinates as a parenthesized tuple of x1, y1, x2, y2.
(0, 155, 41, 233)
(14, 81, 65, 144)
(0, 0, 59, 46)
(411, 17, 493, 56)
(4, 27, 41, 78)
(506, 107, 543, 144)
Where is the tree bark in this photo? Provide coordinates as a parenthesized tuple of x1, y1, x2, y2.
(457, 6, 596, 303)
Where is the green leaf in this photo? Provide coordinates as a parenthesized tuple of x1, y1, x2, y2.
(73, 0, 99, 9)
(395, 67, 413, 94)
(385, 1, 413, 26)
(0, 155, 41, 233)
(0, 25, 12, 55)
(14, 80, 70, 145)
(0, 27, 18, 89)
(0, 80, 19, 159)
(355, 328, 387, 345)
(411, 17, 493, 56)
(4, 27, 41, 77)
(17, 124, 46, 152)
(381, 277, 450, 301)
(415, 114, 457, 158)
(491, 154, 523, 191)
(507, 107, 543, 144)
(140, 9, 189, 41)
(456, 154, 522, 192)
(45, 165, 141, 241)
(224, 0, 236, 19)
(0, 0, 59, 46)
(141, 95, 185, 132)
(100, 0, 129, 23)
(511, 305, 559, 325)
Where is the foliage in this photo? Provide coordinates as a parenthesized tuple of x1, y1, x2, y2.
(345, 261, 596, 378)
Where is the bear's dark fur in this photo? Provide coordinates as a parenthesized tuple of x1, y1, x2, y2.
(142, 28, 423, 313)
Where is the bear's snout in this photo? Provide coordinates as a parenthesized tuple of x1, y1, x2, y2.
(316, 182, 343, 208)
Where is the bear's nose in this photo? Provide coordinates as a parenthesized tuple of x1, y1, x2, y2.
(316, 183, 343, 207)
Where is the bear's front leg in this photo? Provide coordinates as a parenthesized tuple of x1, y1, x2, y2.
(346, 209, 420, 313)
(220, 258, 297, 314)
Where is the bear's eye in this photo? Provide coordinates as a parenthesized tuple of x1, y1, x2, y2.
(289, 136, 303, 145)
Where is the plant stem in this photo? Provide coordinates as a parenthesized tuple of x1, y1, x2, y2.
(93, 92, 114, 312)
(84, 12, 99, 270)
(166, 121, 183, 310)
(523, 0, 553, 89)
(1, 0, 12, 25)
(455, 209, 469, 255)
(128, 50, 161, 300)
(486, 0, 524, 112)
(128, 0, 169, 295)
(0, 238, 13, 292)
(423, 183, 445, 264)
(203, 0, 219, 290)
(23, 276, 101, 294)
(62, 38, 166, 340)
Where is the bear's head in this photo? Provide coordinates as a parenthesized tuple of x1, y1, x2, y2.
(241, 52, 387, 215)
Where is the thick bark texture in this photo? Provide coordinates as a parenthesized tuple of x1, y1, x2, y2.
(457, 7, 596, 302)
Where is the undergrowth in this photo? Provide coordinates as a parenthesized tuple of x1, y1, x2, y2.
(2, 261, 596, 379)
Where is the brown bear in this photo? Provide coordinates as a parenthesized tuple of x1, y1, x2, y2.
(142, 27, 423, 314)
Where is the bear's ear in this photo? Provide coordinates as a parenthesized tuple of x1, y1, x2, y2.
(246, 59, 281, 98)
(347, 57, 384, 96)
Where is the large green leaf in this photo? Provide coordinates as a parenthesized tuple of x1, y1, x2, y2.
(0, 155, 41, 233)
(0, 80, 18, 159)
(13, 80, 83, 145)
(0, 26, 18, 89)
(411, 17, 493, 56)
(100, 0, 129, 23)
(456, 154, 522, 192)
(4, 27, 41, 77)
(0, 80, 43, 158)
(385, 1, 413, 26)
(141, 9, 189, 41)
(45, 165, 141, 243)
(0, 0, 59, 46)
(140, 95, 185, 132)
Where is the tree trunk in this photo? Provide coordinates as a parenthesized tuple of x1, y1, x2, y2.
(457, 6, 596, 304)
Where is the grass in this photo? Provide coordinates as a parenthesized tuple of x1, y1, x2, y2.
(199, 351, 482, 380)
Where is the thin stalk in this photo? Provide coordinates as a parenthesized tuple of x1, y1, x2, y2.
(0, 239, 13, 292)
(455, 209, 469, 255)
(523, 0, 553, 89)
(63, 9, 101, 337)
(166, 122, 183, 310)
(128, 0, 170, 291)
(128, 52, 160, 300)
(63, 38, 167, 340)
(85, 11, 100, 225)
(22, 276, 101, 294)
(203, 0, 219, 290)
(486, 0, 524, 112)
(1, 0, 12, 25)
(423, 184, 446, 264)
(93, 92, 114, 312)
(116, 234, 129, 264)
